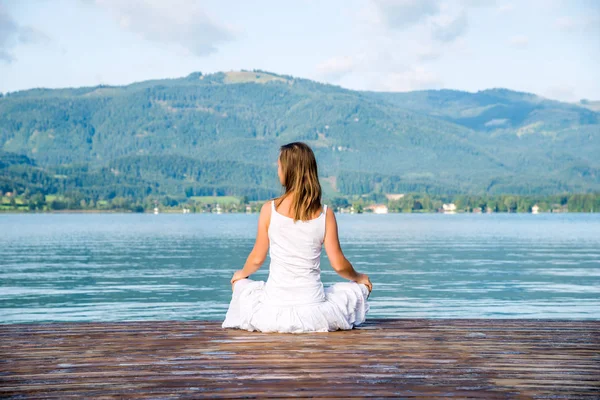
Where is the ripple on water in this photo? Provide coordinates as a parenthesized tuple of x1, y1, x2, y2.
(1, 213, 599, 323)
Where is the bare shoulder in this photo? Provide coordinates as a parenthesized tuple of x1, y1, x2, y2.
(256, 200, 272, 231)
(324, 206, 337, 235)
(260, 200, 272, 214)
(325, 206, 336, 218)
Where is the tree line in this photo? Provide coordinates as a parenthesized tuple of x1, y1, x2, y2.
(3, 189, 598, 213)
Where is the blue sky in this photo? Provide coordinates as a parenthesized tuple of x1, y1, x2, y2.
(1, 0, 598, 101)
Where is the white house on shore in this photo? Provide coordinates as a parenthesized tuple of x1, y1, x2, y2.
(442, 203, 457, 214)
(366, 204, 389, 214)
(532, 204, 540, 214)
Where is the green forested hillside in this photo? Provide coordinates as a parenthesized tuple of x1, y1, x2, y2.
(578, 100, 600, 112)
(368, 89, 599, 133)
(1, 70, 599, 203)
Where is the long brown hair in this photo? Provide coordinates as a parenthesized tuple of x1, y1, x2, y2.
(276, 142, 322, 222)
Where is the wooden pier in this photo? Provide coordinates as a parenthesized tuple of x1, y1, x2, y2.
(1, 319, 599, 398)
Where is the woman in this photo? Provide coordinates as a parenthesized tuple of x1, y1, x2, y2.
(222, 142, 372, 333)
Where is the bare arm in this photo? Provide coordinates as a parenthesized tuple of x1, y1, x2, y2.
(324, 208, 371, 292)
(231, 202, 271, 285)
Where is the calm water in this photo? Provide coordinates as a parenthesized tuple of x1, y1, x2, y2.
(1, 213, 599, 324)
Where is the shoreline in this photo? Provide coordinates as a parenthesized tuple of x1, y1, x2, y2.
(0, 210, 600, 215)
(1, 210, 595, 215)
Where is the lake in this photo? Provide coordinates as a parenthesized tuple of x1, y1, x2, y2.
(1, 213, 599, 324)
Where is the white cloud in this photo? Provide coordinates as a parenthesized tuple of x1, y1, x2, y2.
(555, 16, 577, 32)
(555, 15, 600, 36)
(463, 0, 496, 7)
(509, 35, 529, 48)
(496, 3, 514, 13)
(337, 1, 482, 92)
(544, 85, 578, 102)
(432, 11, 468, 42)
(370, 0, 496, 45)
(416, 46, 441, 62)
(376, 65, 442, 92)
(485, 118, 508, 127)
(316, 56, 356, 81)
(92, 0, 235, 56)
(0, 4, 50, 63)
(371, 0, 442, 30)
(315, 46, 443, 92)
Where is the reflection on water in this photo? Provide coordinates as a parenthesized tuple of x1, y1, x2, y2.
(1, 213, 599, 323)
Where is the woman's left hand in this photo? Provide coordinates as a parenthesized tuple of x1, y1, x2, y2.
(230, 270, 248, 285)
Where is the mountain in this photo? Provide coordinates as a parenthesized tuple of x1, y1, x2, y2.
(1, 70, 599, 199)
(366, 88, 598, 134)
(578, 99, 600, 112)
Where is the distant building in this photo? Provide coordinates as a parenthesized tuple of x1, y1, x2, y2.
(532, 204, 539, 214)
(246, 205, 252, 213)
(366, 204, 389, 214)
(442, 203, 457, 214)
(153, 207, 159, 214)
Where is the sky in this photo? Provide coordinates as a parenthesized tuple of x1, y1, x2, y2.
(0, 0, 598, 102)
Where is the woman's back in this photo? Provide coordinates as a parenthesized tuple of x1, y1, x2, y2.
(266, 200, 328, 305)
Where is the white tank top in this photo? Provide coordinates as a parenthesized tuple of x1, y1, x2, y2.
(265, 200, 328, 306)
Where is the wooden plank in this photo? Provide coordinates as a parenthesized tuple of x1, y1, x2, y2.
(1, 319, 598, 398)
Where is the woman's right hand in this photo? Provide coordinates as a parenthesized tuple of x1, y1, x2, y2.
(354, 273, 372, 293)
(230, 270, 248, 287)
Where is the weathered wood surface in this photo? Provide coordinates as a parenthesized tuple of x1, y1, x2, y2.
(1, 319, 598, 399)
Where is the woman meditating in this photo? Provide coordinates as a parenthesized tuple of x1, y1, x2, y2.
(222, 142, 372, 333)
